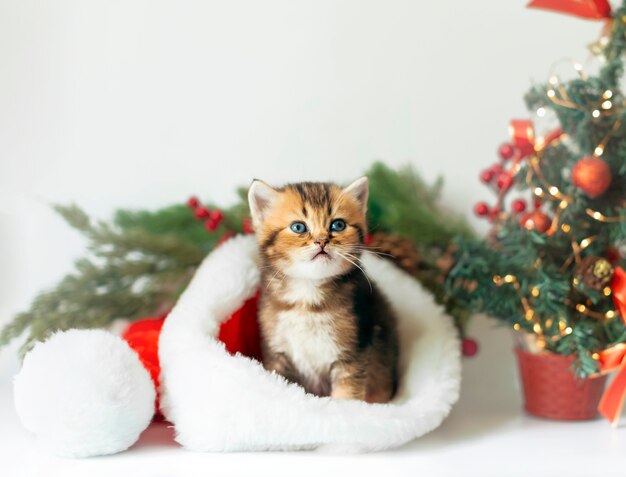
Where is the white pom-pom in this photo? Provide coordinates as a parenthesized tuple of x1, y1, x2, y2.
(14, 329, 156, 457)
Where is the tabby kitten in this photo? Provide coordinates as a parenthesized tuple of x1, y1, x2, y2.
(248, 178, 399, 403)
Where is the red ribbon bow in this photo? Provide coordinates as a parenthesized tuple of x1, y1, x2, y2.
(597, 268, 626, 425)
(528, 0, 611, 20)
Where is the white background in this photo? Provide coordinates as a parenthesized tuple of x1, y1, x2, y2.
(0, 1, 621, 476)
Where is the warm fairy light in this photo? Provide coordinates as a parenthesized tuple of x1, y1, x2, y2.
(559, 200, 569, 209)
(549, 186, 560, 195)
(602, 100, 613, 110)
(547, 89, 556, 98)
(533, 323, 542, 334)
(545, 319, 553, 328)
(537, 107, 546, 117)
(577, 304, 587, 312)
(535, 136, 546, 148)
(525, 309, 535, 321)
(603, 90, 613, 99)
(504, 274, 515, 283)
(593, 211, 602, 219)
(580, 238, 592, 249)
(565, 327, 573, 335)
(573, 277, 581, 286)
(514, 323, 521, 331)
(594, 146, 604, 156)
(534, 187, 544, 196)
(549, 75, 559, 85)
(531, 287, 540, 297)
(561, 224, 571, 232)
(606, 310, 617, 319)
(559, 321, 567, 332)
(604, 287, 612, 296)
(493, 275, 501, 284)
(592, 352, 600, 360)
(592, 109, 601, 118)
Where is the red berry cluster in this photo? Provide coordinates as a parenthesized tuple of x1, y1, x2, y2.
(473, 142, 531, 221)
(187, 196, 224, 232)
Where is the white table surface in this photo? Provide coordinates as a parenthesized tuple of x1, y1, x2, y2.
(2, 315, 625, 477)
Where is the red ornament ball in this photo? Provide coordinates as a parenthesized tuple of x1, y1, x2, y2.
(474, 202, 490, 217)
(496, 173, 513, 191)
(498, 143, 515, 161)
(187, 196, 199, 209)
(512, 199, 527, 213)
(571, 157, 612, 198)
(520, 210, 551, 234)
(480, 170, 494, 183)
(194, 207, 210, 219)
(462, 338, 479, 357)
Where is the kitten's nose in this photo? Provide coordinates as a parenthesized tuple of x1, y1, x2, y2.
(315, 237, 329, 249)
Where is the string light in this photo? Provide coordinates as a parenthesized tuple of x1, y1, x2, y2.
(561, 224, 571, 232)
(537, 107, 546, 117)
(534, 187, 544, 196)
(565, 327, 573, 335)
(594, 145, 604, 156)
(547, 89, 556, 98)
(602, 100, 613, 110)
(606, 310, 617, 319)
(592, 109, 601, 118)
(603, 90, 613, 99)
(604, 287, 612, 296)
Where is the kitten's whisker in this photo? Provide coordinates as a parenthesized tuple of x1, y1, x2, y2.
(335, 251, 372, 292)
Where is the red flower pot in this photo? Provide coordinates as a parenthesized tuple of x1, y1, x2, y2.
(515, 348, 608, 420)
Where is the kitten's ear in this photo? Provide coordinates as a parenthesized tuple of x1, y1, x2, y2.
(248, 179, 278, 225)
(343, 176, 369, 213)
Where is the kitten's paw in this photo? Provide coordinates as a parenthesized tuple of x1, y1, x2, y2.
(331, 383, 366, 401)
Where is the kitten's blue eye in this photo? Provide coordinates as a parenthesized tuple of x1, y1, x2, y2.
(330, 219, 346, 232)
(290, 221, 308, 234)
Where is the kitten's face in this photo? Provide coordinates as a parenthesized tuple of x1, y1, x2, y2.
(248, 178, 368, 280)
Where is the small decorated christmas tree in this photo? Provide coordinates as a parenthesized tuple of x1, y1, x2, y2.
(448, 0, 626, 382)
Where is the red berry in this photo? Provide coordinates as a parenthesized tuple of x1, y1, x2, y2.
(491, 164, 504, 175)
(462, 338, 479, 357)
(242, 217, 254, 234)
(187, 196, 199, 209)
(480, 170, 494, 183)
(533, 198, 542, 210)
(194, 207, 210, 219)
(512, 199, 526, 213)
(489, 206, 501, 221)
(204, 218, 218, 231)
(216, 231, 236, 246)
(497, 173, 513, 190)
(498, 143, 515, 160)
(208, 209, 224, 224)
(474, 202, 489, 217)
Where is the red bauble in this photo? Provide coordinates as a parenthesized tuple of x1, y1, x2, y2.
(480, 170, 494, 183)
(474, 202, 490, 217)
(187, 196, 199, 209)
(520, 210, 552, 233)
(496, 173, 513, 191)
(512, 199, 527, 213)
(498, 143, 515, 161)
(462, 338, 479, 357)
(571, 157, 612, 198)
(194, 207, 210, 219)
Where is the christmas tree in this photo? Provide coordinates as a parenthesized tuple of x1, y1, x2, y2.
(447, 1, 626, 378)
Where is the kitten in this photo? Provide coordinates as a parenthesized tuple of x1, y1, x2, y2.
(248, 178, 399, 403)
